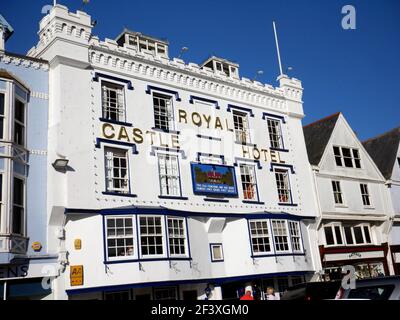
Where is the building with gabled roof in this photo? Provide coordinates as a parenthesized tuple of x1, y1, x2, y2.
(304, 112, 395, 280)
(363, 127, 400, 274)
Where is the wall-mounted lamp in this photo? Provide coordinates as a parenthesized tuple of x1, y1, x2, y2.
(52, 158, 69, 171)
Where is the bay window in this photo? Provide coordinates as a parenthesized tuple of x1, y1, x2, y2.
(139, 216, 164, 256)
(106, 216, 134, 260)
(289, 221, 302, 252)
(14, 99, 25, 147)
(249, 220, 272, 255)
(271, 220, 290, 252)
(12, 177, 25, 235)
(167, 216, 186, 256)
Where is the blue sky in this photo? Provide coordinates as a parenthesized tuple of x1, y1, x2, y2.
(1, 0, 399, 140)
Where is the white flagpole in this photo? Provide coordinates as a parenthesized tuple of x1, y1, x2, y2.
(272, 21, 284, 77)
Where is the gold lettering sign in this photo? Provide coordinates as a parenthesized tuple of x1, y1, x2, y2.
(70, 265, 84, 286)
(74, 239, 82, 250)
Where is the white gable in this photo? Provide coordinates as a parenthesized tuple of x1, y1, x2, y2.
(319, 114, 385, 182)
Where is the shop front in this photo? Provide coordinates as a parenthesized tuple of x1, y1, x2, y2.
(319, 244, 390, 281)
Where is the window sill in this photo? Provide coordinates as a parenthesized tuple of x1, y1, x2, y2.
(151, 127, 180, 135)
(242, 200, 265, 205)
(204, 198, 230, 203)
(158, 195, 189, 200)
(211, 259, 224, 263)
(251, 253, 305, 259)
(278, 203, 298, 207)
(99, 118, 133, 127)
(334, 204, 348, 208)
(270, 147, 289, 153)
(104, 257, 192, 264)
(102, 192, 138, 198)
(363, 206, 375, 210)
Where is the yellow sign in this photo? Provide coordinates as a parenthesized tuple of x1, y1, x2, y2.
(70, 265, 84, 286)
(74, 239, 82, 250)
(31, 241, 42, 252)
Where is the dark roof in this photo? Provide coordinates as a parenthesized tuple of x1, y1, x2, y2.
(362, 127, 400, 179)
(303, 112, 341, 165)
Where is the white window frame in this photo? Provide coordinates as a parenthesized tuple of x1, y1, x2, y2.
(249, 219, 273, 255)
(104, 147, 130, 194)
(239, 164, 258, 201)
(271, 219, 291, 253)
(105, 216, 135, 261)
(138, 215, 165, 258)
(332, 180, 345, 205)
(267, 118, 284, 149)
(153, 92, 175, 131)
(288, 221, 303, 253)
(333, 146, 362, 169)
(157, 153, 181, 197)
(101, 81, 125, 122)
(323, 223, 345, 247)
(167, 216, 187, 257)
(360, 183, 372, 207)
(346, 224, 373, 246)
(274, 168, 292, 204)
(232, 110, 251, 144)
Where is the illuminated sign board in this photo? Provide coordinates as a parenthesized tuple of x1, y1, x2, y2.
(191, 163, 238, 197)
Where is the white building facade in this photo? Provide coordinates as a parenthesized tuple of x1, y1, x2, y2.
(304, 113, 395, 280)
(27, 5, 322, 300)
(363, 128, 400, 275)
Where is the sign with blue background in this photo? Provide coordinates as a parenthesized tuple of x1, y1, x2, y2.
(191, 163, 238, 197)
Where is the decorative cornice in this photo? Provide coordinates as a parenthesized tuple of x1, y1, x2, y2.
(0, 52, 49, 71)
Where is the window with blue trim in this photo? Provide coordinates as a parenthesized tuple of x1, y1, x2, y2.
(153, 93, 175, 131)
(271, 220, 290, 253)
(210, 243, 224, 262)
(158, 153, 181, 197)
(101, 81, 125, 122)
(233, 110, 251, 144)
(274, 168, 292, 204)
(104, 147, 130, 194)
(249, 220, 272, 255)
(288, 221, 302, 253)
(239, 164, 258, 201)
(267, 118, 284, 149)
(167, 216, 187, 256)
(106, 216, 135, 260)
(139, 216, 164, 257)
